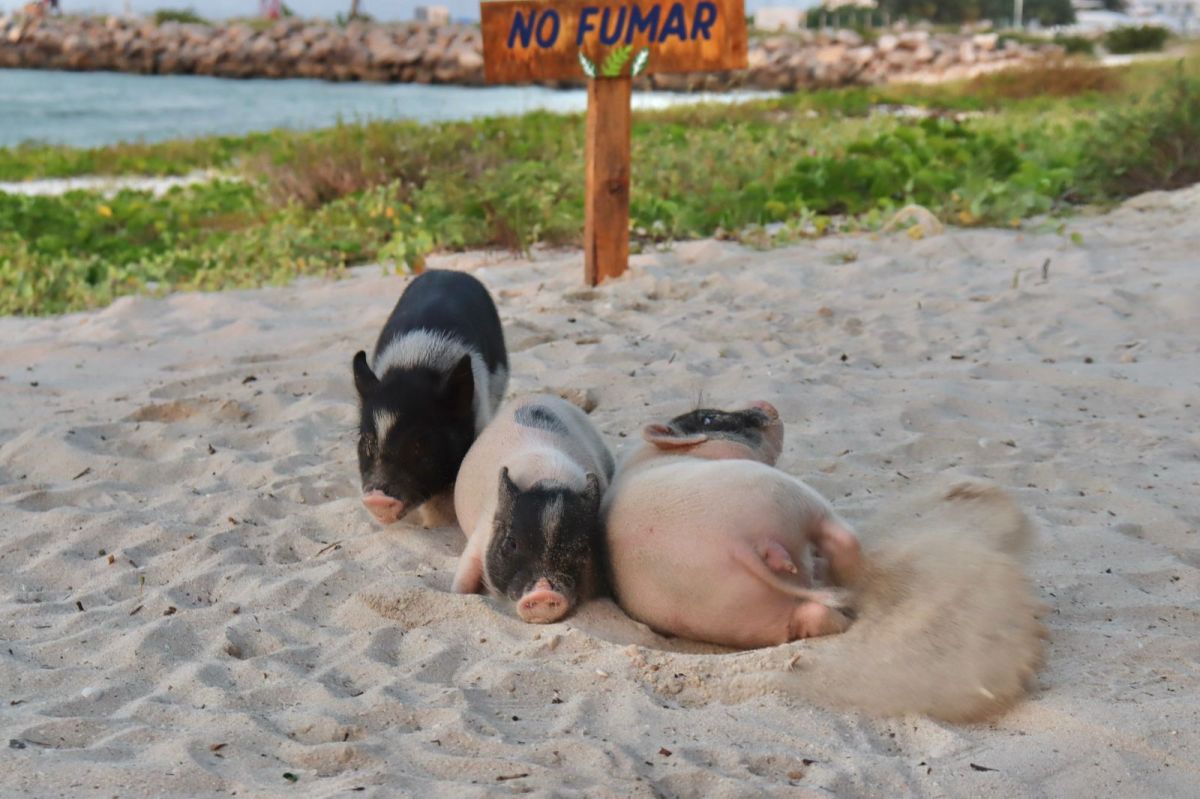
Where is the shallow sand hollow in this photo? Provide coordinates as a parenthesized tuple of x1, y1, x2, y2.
(2, 187, 1198, 796)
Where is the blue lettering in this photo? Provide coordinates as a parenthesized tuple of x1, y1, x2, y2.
(577, 6, 599, 46)
(507, 10, 535, 48)
(691, 1, 717, 40)
(658, 3, 687, 43)
(600, 7, 628, 46)
(625, 5, 660, 44)
(536, 10, 560, 48)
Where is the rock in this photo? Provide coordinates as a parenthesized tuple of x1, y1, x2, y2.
(813, 44, 847, 65)
(898, 30, 930, 49)
(877, 33, 899, 53)
(973, 33, 999, 51)
(746, 47, 769, 69)
(834, 28, 863, 47)
(456, 49, 483, 71)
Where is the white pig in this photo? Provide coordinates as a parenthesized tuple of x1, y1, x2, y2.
(453, 394, 615, 623)
(603, 402, 862, 648)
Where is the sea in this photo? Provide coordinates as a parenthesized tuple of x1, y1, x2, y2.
(0, 68, 776, 148)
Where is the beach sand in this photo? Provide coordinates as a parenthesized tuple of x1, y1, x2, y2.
(2, 186, 1198, 797)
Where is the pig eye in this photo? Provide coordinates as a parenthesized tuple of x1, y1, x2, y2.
(703, 416, 713, 426)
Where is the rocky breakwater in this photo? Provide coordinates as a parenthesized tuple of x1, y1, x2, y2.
(0, 16, 487, 84)
(739, 29, 1059, 90)
(0, 14, 1054, 90)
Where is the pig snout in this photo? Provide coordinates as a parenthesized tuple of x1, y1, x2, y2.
(362, 491, 406, 524)
(516, 578, 571, 624)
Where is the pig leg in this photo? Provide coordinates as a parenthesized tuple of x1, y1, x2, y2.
(731, 542, 850, 610)
(760, 540, 799, 575)
(418, 490, 458, 529)
(788, 601, 853, 640)
(452, 532, 487, 594)
(812, 517, 863, 588)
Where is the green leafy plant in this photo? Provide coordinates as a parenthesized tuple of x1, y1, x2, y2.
(1103, 25, 1170, 55)
(600, 45, 634, 78)
(1079, 67, 1200, 197)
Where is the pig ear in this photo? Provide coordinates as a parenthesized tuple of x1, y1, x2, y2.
(641, 423, 708, 450)
(352, 351, 379, 397)
(441, 355, 475, 417)
(497, 466, 520, 513)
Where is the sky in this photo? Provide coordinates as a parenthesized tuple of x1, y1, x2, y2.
(0, 0, 819, 23)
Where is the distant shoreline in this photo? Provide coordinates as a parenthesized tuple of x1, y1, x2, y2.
(0, 14, 1053, 92)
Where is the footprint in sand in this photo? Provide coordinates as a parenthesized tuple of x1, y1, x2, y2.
(129, 398, 251, 424)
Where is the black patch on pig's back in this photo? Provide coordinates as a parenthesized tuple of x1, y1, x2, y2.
(515, 403, 570, 436)
(669, 407, 769, 447)
(375, 270, 508, 375)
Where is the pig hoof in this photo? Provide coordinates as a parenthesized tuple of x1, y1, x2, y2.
(517, 589, 570, 624)
(789, 602, 853, 640)
(417, 492, 457, 529)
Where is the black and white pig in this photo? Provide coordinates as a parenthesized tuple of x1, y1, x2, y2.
(453, 395, 614, 623)
(603, 402, 863, 648)
(353, 270, 508, 528)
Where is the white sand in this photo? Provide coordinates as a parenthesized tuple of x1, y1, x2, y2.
(2, 186, 1198, 796)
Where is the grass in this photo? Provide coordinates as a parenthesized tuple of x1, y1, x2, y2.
(1, 53, 1197, 316)
(152, 8, 209, 26)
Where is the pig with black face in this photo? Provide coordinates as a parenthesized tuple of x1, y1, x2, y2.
(353, 270, 508, 528)
(453, 395, 614, 623)
(603, 402, 863, 648)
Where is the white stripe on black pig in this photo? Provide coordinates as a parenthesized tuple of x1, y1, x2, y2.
(603, 402, 863, 649)
(453, 394, 615, 624)
(352, 270, 508, 528)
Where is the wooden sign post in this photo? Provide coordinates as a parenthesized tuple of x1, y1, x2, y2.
(481, 0, 748, 285)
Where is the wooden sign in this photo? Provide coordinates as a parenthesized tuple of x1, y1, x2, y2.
(480, 0, 748, 285)
(481, 0, 748, 83)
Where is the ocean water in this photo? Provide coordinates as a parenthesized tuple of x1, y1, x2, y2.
(0, 69, 775, 148)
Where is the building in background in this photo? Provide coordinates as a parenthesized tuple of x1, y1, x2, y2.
(414, 4, 450, 24)
(754, 6, 805, 29)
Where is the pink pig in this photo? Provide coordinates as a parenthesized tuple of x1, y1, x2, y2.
(602, 402, 862, 649)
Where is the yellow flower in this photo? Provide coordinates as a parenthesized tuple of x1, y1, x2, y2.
(98, 205, 113, 218)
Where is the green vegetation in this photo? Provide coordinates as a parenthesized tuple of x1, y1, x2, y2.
(1054, 35, 1096, 56)
(152, 8, 209, 26)
(1103, 25, 1171, 55)
(1080, 65, 1200, 196)
(1, 55, 1197, 316)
